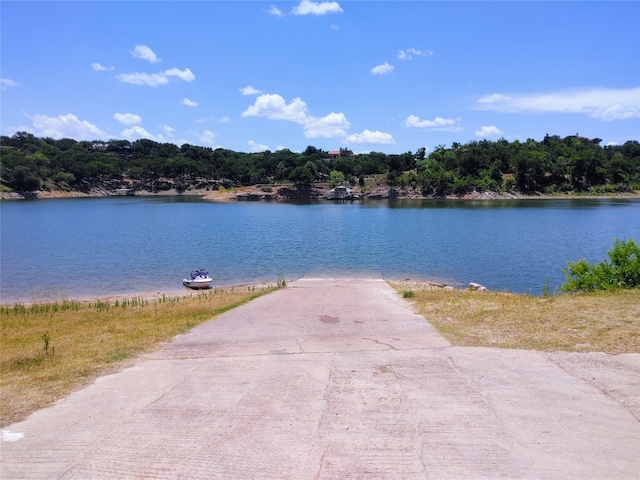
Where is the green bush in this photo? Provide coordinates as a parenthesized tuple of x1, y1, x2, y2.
(561, 238, 640, 292)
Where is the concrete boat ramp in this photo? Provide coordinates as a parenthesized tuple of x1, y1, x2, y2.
(2, 278, 639, 479)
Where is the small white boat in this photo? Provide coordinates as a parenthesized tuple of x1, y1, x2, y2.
(183, 269, 213, 289)
(329, 184, 356, 200)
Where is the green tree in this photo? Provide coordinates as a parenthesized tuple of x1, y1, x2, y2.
(329, 170, 345, 187)
(11, 165, 41, 191)
(289, 165, 314, 185)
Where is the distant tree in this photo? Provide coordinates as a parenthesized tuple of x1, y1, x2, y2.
(11, 165, 41, 191)
(303, 145, 318, 156)
(329, 170, 345, 187)
(289, 165, 315, 185)
(1, 131, 638, 195)
(514, 150, 548, 192)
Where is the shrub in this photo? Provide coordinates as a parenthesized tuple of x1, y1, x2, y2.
(561, 238, 640, 292)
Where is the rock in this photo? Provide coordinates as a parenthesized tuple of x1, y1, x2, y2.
(468, 282, 488, 292)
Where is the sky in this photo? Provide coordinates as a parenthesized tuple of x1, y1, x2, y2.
(1, 1, 639, 155)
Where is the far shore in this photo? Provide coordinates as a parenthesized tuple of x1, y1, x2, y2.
(2, 184, 639, 201)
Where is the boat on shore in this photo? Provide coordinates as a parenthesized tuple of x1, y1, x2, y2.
(329, 184, 358, 200)
(183, 270, 213, 289)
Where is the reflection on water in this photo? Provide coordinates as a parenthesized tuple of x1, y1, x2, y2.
(1, 196, 639, 301)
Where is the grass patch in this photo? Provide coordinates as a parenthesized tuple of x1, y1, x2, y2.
(390, 282, 640, 354)
(0, 285, 277, 427)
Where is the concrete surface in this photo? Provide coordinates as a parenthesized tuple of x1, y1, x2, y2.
(1, 277, 639, 479)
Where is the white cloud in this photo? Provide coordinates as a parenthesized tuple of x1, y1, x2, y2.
(370, 62, 394, 75)
(160, 125, 175, 135)
(475, 125, 503, 137)
(199, 130, 217, 145)
(242, 94, 309, 123)
(477, 93, 510, 104)
(131, 45, 161, 63)
(120, 125, 166, 142)
(268, 5, 283, 16)
(242, 93, 349, 139)
(345, 129, 395, 145)
(598, 103, 639, 121)
(197, 116, 231, 124)
(404, 115, 460, 130)
(397, 48, 432, 61)
(477, 87, 640, 121)
(303, 112, 350, 138)
(92, 63, 115, 72)
(116, 68, 195, 86)
(330, 24, 339, 30)
(1, 78, 20, 90)
(248, 140, 270, 152)
(164, 68, 195, 82)
(29, 113, 107, 140)
(292, 0, 343, 15)
(181, 98, 199, 107)
(239, 85, 262, 95)
(116, 72, 169, 86)
(113, 113, 142, 125)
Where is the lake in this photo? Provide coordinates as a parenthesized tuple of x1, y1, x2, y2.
(1, 196, 639, 302)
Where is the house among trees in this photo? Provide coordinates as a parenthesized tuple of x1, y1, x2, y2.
(327, 148, 354, 159)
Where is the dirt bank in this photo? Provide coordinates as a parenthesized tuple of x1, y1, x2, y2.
(2, 183, 639, 201)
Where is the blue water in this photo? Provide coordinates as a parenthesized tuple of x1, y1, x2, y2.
(1, 196, 639, 302)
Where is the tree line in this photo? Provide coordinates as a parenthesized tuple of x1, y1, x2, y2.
(1, 131, 639, 195)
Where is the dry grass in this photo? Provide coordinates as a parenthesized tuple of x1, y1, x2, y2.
(4, 281, 638, 428)
(0, 285, 277, 427)
(391, 282, 640, 354)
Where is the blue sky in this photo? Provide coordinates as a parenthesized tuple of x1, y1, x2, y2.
(1, 1, 639, 154)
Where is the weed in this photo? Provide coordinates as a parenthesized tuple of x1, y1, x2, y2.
(277, 270, 287, 288)
(94, 300, 110, 312)
(42, 333, 51, 353)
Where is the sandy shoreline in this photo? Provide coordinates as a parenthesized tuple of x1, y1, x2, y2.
(0, 276, 459, 307)
(0, 281, 281, 307)
(0, 276, 464, 308)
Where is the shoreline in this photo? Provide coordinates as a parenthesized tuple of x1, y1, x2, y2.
(0, 276, 480, 308)
(0, 281, 280, 307)
(1, 185, 639, 201)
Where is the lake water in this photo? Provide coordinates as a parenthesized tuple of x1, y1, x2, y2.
(1, 196, 639, 302)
